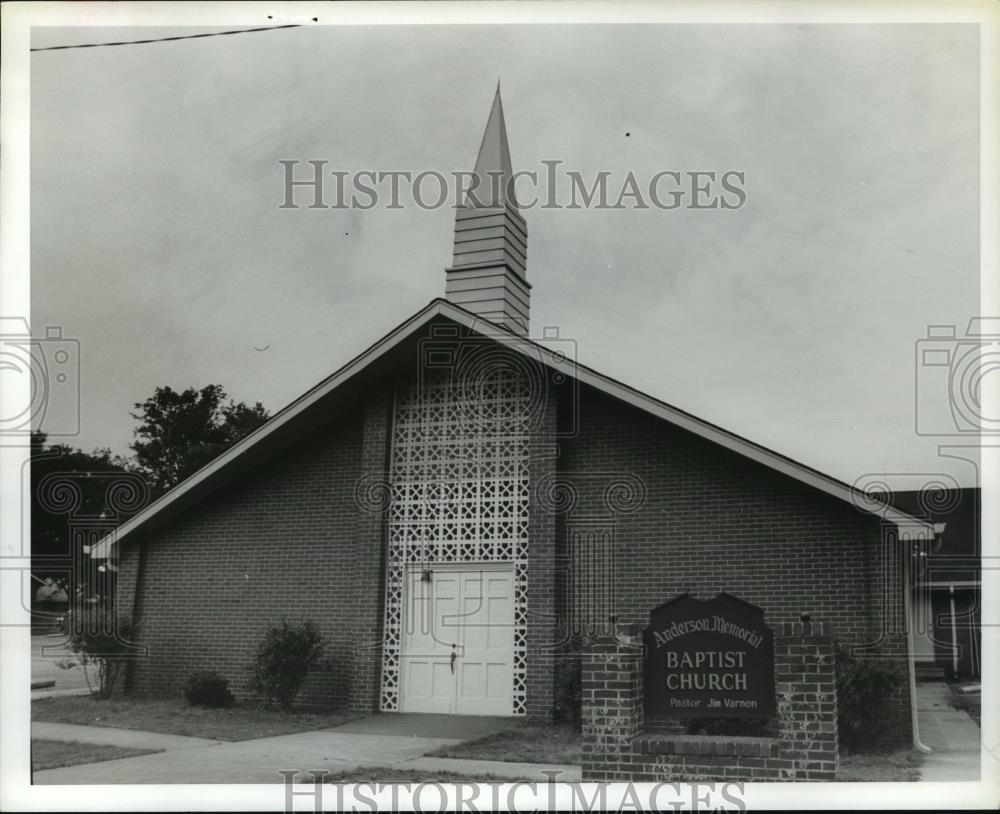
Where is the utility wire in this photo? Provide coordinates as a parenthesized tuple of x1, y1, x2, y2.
(30, 24, 301, 52)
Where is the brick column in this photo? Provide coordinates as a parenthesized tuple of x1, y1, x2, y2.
(581, 632, 643, 780)
(525, 389, 558, 720)
(774, 621, 838, 780)
(115, 543, 142, 622)
(116, 541, 146, 694)
(348, 387, 393, 714)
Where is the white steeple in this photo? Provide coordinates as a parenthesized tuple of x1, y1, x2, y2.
(445, 86, 530, 336)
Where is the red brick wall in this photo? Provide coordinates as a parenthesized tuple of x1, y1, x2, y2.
(347, 386, 393, 712)
(525, 388, 558, 720)
(121, 403, 368, 709)
(115, 369, 913, 737)
(556, 384, 911, 743)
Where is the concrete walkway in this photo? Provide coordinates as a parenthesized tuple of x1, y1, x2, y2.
(32, 687, 96, 701)
(333, 713, 510, 740)
(33, 722, 220, 751)
(33, 730, 464, 784)
(31, 713, 517, 784)
(916, 681, 982, 781)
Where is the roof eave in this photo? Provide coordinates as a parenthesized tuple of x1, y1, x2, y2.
(91, 298, 935, 557)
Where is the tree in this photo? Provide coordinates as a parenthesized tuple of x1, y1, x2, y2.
(129, 385, 269, 494)
(30, 430, 136, 582)
(60, 606, 139, 699)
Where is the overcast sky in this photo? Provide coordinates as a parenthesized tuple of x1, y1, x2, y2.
(30, 23, 981, 489)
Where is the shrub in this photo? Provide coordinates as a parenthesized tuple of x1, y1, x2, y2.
(184, 670, 235, 708)
(62, 605, 139, 699)
(248, 621, 323, 710)
(836, 644, 906, 752)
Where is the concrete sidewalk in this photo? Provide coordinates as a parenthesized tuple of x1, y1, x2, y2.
(32, 687, 99, 701)
(33, 722, 221, 751)
(30, 713, 572, 785)
(916, 681, 981, 782)
(32, 728, 465, 784)
(333, 713, 509, 740)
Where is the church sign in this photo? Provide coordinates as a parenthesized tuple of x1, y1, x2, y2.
(643, 593, 776, 717)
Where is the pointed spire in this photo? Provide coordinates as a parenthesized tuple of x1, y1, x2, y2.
(446, 86, 530, 335)
(466, 85, 519, 211)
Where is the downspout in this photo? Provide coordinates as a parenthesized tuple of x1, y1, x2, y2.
(903, 533, 933, 754)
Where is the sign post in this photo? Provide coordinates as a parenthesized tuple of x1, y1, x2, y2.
(643, 592, 776, 718)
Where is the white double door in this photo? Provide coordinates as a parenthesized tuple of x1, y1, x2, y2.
(400, 563, 515, 716)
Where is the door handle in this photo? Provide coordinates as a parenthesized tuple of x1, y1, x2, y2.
(450, 645, 457, 674)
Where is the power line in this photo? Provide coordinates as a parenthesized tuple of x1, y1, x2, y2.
(30, 24, 301, 53)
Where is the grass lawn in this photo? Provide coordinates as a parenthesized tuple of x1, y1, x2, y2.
(317, 768, 529, 783)
(321, 750, 922, 783)
(32, 696, 355, 742)
(428, 721, 922, 782)
(950, 688, 981, 727)
(837, 749, 923, 782)
(31, 738, 161, 771)
(426, 721, 581, 765)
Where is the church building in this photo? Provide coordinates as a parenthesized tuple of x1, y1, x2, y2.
(94, 90, 935, 742)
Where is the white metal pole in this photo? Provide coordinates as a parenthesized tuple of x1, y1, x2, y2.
(949, 585, 959, 676)
(904, 545, 933, 753)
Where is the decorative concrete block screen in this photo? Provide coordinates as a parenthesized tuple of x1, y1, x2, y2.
(582, 622, 838, 781)
(380, 362, 531, 715)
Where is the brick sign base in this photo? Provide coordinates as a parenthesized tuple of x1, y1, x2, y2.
(582, 621, 838, 782)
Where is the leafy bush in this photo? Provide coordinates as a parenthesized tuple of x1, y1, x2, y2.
(553, 648, 582, 729)
(836, 644, 906, 752)
(184, 670, 235, 708)
(248, 621, 323, 710)
(685, 716, 771, 737)
(62, 606, 139, 699)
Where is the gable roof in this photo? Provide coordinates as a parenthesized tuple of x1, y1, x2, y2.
(91, 298, 935, 557)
